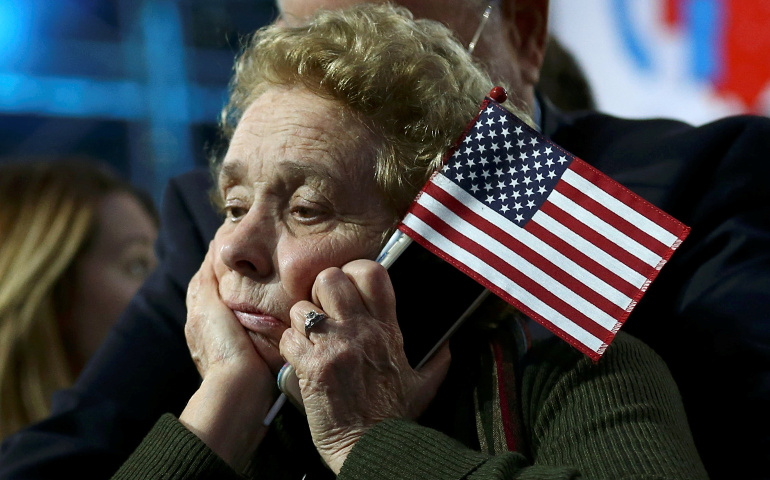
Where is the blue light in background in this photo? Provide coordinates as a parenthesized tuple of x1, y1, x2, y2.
(0, 0, 32, 66)
(686, 0, 723, 82)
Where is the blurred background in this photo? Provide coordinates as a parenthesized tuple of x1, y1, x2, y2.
(0, 0, 767, 204)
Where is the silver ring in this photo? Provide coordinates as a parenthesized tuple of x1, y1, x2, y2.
(304, 310, 327, 335)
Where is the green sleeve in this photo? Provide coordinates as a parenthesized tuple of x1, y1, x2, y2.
(339, 332, 708, 480)
(521, 332, 708, 479)
(110, 413, 244, 480)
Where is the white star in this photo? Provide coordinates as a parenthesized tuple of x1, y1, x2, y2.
(468, 171, 477, 180)
(515, 213, 525, 222)
(547, 170, 557, 179)
(486, 117, 495, 126)
(535, 173, 544, 182)
(500, 204, 510, 213)
(529, 137, 538, 146)
(465, 146, 473, 155)
(497, 180, 506, 189)
(455, 172, 464, 182)
(488, 129, 498, 139)
(466, 158, 475, 168)
(521, 163, 531, 174)
(513, 202, 523, 211)
(470, 184, 480, 193)
(533, 161, 542, 170)
(544, 146, 553, 156)
(511, 190, 521, 199)
(517, 139, 525, 148)
(476, 131, 485, 141)
(486, 195, 495, 204)
(558, 155, 568, 164)
(477, 144, 487, 154)
(519, 152, 529, 161)
(495, 168, 504, 177)
(538, 185, 548, 194)
(508, 166, 517, 175)
(545, 158, 554, 167)
(490, 143, 499, 152)
(504, 141, 512, 150)
(532, 149, 541, 159)
(523, 176, 533, 186)
(484, 183, 493, 191)
(501, 128, 510, 138)
(499, 192, 508, 202)
(463, 135, 472, 144)
(509, 177, 519, 188)
(514, 125, 523, 135)
(498, 115, 506, 124)
(525, 188, 534, 197)
(493, 156, 503, 164)
(527, 200, 536, 208)
(479, 157, 489, 166)
(481, 170, 491, 179)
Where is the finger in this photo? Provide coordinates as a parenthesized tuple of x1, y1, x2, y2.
(338, 259, 396, 324)
(409, 343, 452, 419)
(289, 301, 332, 339)
(310, 267, 370, 322)
(279, 327, 311, 373)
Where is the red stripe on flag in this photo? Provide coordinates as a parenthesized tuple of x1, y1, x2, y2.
(554, 180, 672, 257)
(422, 183, 628, 318)
(399, 221, 607, 360)
(409, 202, 615, 344)
(522, 220, 641, 300)
(569, 159, 688, 236)
(538, 201, 654, 277)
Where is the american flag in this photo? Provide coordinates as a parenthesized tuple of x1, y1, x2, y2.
(399, 97, 690, 360)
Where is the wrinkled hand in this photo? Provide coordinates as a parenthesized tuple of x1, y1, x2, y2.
(185, 241, 270, 382)
(280, 259, 451, 474)
(180, 238, 275, 472)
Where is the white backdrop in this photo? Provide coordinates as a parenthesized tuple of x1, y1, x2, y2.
(548, 0, 768, 125)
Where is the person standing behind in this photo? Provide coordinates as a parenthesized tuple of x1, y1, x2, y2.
(0, 159, 159, 440)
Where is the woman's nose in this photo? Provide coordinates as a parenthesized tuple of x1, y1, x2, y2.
(218, 212, 274, 279)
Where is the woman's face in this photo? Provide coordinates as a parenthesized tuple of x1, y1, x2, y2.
(214, 86, 395, 372)
(65, 192, 158, 374)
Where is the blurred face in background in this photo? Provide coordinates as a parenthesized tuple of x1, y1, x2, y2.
(62, 192, 158, 373)
(277, 0, 546, 113)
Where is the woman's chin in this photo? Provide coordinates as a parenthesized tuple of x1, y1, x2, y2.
(246, 330, 286, 375)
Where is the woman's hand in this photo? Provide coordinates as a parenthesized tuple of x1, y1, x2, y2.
(179, 239, 276, 472)
(279, 259, 451, 474)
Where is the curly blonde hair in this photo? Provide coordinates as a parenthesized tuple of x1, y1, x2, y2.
(217, 3, 526, 214)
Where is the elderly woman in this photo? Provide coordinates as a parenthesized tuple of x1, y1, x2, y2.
(112, 4, 706, 479)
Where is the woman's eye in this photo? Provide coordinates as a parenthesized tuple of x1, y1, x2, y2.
(224, 204, 248, 221)
(122, 252, 157, 281)
(290, 202, 328, 222)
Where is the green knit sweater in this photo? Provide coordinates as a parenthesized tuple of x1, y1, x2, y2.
(111, 332, 708, 479)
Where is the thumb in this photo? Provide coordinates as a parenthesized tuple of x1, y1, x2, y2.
(408, 343, 452, 418)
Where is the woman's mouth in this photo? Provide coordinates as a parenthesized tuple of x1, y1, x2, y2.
(226, 303, 285, 332)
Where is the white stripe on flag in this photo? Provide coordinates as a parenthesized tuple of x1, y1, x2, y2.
(416, 191, 620, 329)
(531, 211, 648, 288)
(421, 182, 633, 312)
(432, 174, 648, 289)
(401, 212, 606, 354)
(547, 189, 662, 267)
(561, 169, 679, 246)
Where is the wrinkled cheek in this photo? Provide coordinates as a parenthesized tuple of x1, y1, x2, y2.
(276, 246, 322, 302)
